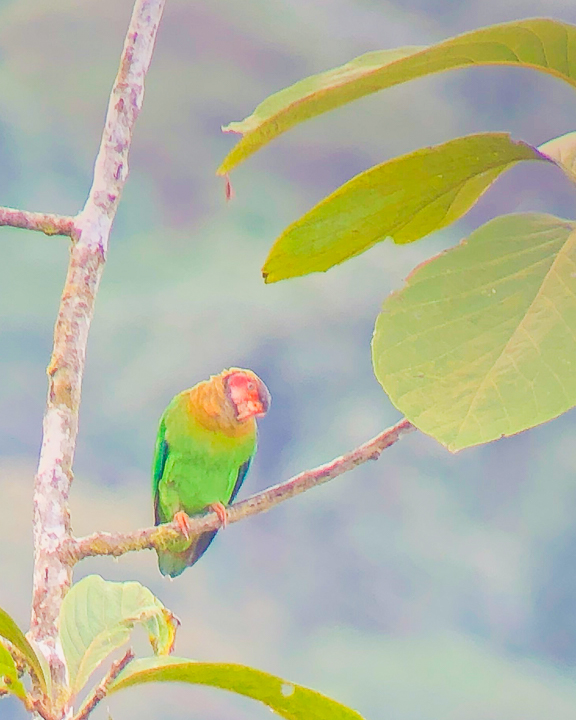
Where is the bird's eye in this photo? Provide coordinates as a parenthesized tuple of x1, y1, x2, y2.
(247, 382, 255, 392)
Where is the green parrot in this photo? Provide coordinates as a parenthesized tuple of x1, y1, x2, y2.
(153, 367, 271, 577)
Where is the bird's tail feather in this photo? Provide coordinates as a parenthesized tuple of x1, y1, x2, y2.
(157, 529, 219, 578)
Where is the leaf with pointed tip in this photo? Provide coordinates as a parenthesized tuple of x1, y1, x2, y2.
(0, 606, 47, 694)
(59, 575, 177, 695)
(262, 133, 548, 282)
(105, 656, 364, 720)
(538, 131, 576, 182)
(0, 642, 27, 700)
(372, 213, 576, 451)
(219, 18, 576, 174)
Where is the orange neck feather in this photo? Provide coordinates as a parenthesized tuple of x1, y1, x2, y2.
(187, 373, 255, 437)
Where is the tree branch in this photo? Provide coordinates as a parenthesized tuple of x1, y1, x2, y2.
(30, 0, 166, 711)
(71, 649, 134, 720)
(62, 418, 416, 564)
(0, 207, 75, 236)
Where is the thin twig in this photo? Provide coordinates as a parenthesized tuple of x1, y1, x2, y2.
(0, 207, 75, 236)
(71, 649, 134, 720)
(62, 418, 416, 563)
(30, 0, 166, 711)
(22, 694, 55, 720)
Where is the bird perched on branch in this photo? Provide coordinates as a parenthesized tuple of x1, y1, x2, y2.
(153, 368, 271, 577)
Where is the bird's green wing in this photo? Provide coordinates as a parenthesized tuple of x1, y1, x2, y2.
(229, 457, 252, 504)
(152, 417, 170, 525)
(159, 456, 254, 578)
(183, 456, 254, 566)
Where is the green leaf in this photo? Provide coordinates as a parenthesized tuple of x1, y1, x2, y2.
(106, 656, 364, 720)
(59, 575, 177, 695)
(262, 133, 548, 282)
(219, 18, 576, 174)
(372, 213, 576, 451)
(0, 606, 47, 694)
(0, 642, 27, 700)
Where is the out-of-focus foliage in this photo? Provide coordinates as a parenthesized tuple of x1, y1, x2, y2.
(0, 606, 47, 696)
(2, 0, 576, 719)
(0, 640, 27, 701)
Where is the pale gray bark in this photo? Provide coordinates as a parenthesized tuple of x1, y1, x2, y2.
(28, 1, 167, 716)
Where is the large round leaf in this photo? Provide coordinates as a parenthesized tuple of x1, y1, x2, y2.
(372, 213, 576, 451)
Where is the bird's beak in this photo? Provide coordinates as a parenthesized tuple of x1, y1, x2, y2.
(236, 400, 266, 421)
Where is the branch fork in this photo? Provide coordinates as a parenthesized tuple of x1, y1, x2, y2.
(71, 649, 134, 720)
(0, 207, 76, 237)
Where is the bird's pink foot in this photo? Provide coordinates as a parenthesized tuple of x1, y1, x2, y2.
(209, 502, 228, 528)
(173, 511, 192, 539)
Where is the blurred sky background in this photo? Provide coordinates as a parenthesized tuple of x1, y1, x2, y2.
(2, 0, 576, 718)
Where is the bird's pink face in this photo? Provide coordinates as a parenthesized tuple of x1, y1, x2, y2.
(225, 371, 271, 422)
